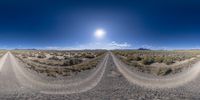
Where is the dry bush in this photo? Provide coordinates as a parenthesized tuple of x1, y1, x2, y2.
(163, 57, 174, 65)
(37, 55, 46, 59)
(48, 56, 59, 60)
(154, 57, 164, 63)
(69, 58, 82, 65)
(142, 57, 154, 65)
(127, 56, 142, 61)
(155, 67, 172, 76)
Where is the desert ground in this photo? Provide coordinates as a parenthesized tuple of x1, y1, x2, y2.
(0, 50, 200, 99)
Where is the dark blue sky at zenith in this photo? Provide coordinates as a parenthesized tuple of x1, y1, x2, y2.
(0, 0, 200, 50)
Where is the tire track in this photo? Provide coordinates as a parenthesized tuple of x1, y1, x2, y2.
(0, 53, 8, 72)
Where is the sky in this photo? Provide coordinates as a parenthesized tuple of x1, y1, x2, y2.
(0, 0, 200, 50)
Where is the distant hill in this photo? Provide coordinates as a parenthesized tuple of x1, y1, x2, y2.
(14, 48, 37, 50)
(137, 48, 151, 50)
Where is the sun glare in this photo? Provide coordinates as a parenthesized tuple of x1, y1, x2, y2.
(94, 29, 106, 39)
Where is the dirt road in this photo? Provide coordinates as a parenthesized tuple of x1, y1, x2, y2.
(0, 52, 200, 99)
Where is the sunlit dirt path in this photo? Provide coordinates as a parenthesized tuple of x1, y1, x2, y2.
(0, 52, 25, 93)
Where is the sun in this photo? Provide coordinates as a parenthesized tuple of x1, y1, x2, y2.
(94, 29, 106, 39)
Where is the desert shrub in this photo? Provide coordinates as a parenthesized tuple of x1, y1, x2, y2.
(174, 56, 182, 61)
(47, 73, 56, 77)
(96, 52, 104, 57)
(54, 69, 63, 75)
(27, 63, 36, 70)
(126, 56, 133, 61)
(127, 56, 142, 61)
(69, 58, 82, 65)
(62, 60, 70, 66)
(32, 59, 40, 63)
(62, 72, 70, 76)
(156, 67, 172, 76)
(163, 57, 174, 65)
(74, 55, 80, 58)
(70, 58, 99, 72)
(22, 56, 28, 58)
(37, 55, 46, 58)
(37, 69, 45, 73)
(81, 53, 86, 57)
(45, 69, 57, 77)
(85, 54, 95, 59)
(64, 56, 70, 60)
(135, 56, 142, 61)
(142, 57, 154, 65)
(48, 56, 59, 60)
(154, 57, 164, 63)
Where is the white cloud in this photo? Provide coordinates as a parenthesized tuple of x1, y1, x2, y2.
(45, 41, 132, 50)
(109, 41, 131, 49)
(45, 46, 79, 50)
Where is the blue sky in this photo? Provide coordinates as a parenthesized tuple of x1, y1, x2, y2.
(0, 0, 200, 50)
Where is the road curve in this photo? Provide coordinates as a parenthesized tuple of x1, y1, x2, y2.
(111, 52, 200, 88)
(9, 52, 109, 94)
